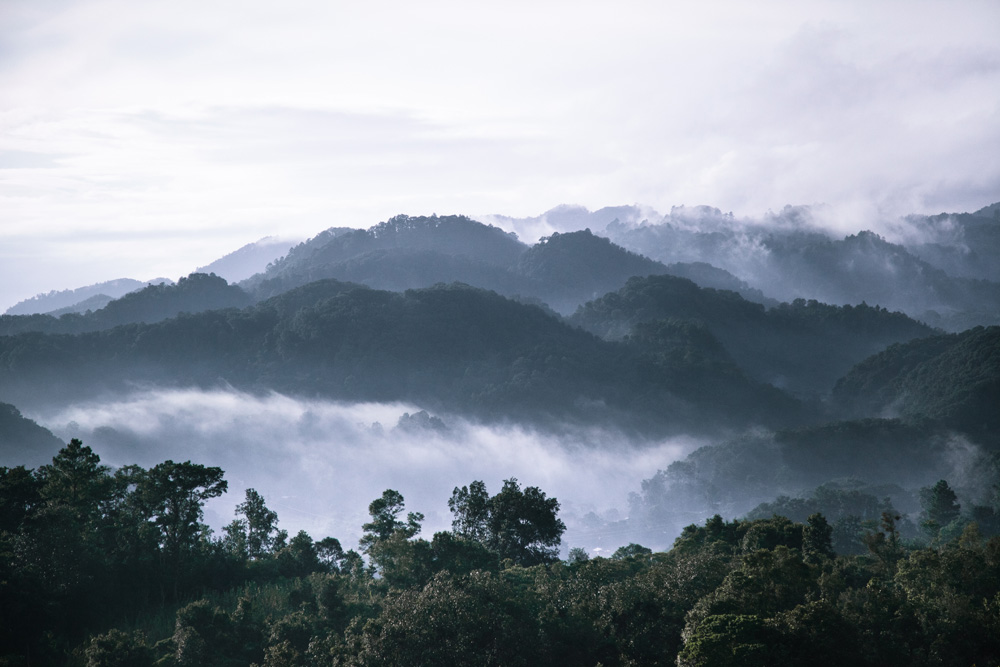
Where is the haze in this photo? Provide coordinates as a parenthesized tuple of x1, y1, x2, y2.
(2, 0, 999, 310)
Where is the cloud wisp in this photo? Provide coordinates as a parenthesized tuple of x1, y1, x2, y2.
(1, 1, 998, 309)
(29, 388, 698, 552)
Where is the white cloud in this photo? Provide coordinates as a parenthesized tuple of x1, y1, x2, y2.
(27, 388, 698, 550)
(0, 0, 997, 309)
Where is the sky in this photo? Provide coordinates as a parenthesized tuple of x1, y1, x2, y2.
(1, 0, 999, 311)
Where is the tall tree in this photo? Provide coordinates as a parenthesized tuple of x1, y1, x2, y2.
(36, 438, 112, 521)
(134, 460, 227, 596)
(359, 489, 423, 554)
(235, 488, 278, 560)
(448, 480, 490, 543)
(449, 478, 566, 566)
(919, 479, 961, 538)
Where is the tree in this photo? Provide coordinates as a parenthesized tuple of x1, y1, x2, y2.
(448, 480, 490, 542)
(919, 479, 961, 538)
(449, 478, 566, 566)
(802, 513, 835, 563)
(235, 488, 278, 559)
(36, 439, 112, 521)
(611, 543, 653, 560)
(359, 489, 423, 553)
(133, 460, 227, 596)
(316, 537, 345, 572)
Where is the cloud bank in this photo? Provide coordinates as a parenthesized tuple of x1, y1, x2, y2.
(1, 1, 998, 309)
(28, 388, 698, 552)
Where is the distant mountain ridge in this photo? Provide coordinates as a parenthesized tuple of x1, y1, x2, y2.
(0, 273, 251, 337)
(0, 280, 804, 435)
(5, 277, 173, 316)
(239, 214, 766, 313)
(196, 235, 302, 283)
(570, 274, 934, 396)
(597, 203, 1000, 331)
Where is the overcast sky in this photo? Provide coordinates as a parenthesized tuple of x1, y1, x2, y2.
(1, 0, 998, 310)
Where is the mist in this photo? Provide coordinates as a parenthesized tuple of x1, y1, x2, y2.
(25, 388, 701, 555)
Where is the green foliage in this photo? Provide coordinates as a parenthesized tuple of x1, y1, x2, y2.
(571, 273, 934, 396)
(7, 444, 1000, 666)
(359, 489, 423, 554)
(919, 479, 961, 539)
(235, 488, 279, 560)
(449, 478, 566, 566)
(834, 326, 1000, 441)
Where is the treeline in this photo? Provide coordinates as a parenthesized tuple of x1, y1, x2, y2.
(0, 281, 803, 434)
(0, 274, 251, 337)
(4, 441, 1000, 666)
(571, 274, 936, 396)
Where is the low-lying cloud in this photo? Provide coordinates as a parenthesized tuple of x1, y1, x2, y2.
(29, 388, 700, 553)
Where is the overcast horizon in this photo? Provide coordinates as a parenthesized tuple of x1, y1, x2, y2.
(2, 0, 999, 311)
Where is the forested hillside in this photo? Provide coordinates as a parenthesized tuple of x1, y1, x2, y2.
(833, 325, 1000, 442)
(0, 273, 252, 337)
(2, 206, 998, 666)
(571, 274, 934, 395)
(0, 280, 802, 434)
(2, 440, 998, 666)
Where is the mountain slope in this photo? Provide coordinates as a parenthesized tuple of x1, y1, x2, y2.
(606, 213, 1000, 331)
(243, 215, 526, 295)
(0, 273, 252, 336)
(0, 280, 804, 435)
(196, 236, 301, 283)
(5, 278, 171, 316)
(571, 274, 935, 396)
(833, 325, 1000, 441)
(0, 402, 64, 466)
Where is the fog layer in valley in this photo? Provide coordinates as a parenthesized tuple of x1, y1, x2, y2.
(27, 388, 702, 554)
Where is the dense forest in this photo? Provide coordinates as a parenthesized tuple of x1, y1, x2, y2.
(2, 206, 999, 665)
(1, 440, 998, 666)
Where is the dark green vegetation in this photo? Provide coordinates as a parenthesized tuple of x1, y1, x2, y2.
(834, 325, 1000, 443)
(4, 440, 1000, 666)
(1, 208, 999, 664)
(571, 274, 935, 395)
(241, 214, 765, 314)
(0, 279, 803, 434)
(603, 202, 1000, 331)
(0, 402, 62, 466)
(0, 273, 251, 337)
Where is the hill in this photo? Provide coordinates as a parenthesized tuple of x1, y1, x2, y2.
(195, 235, 302, 283)
(0, 402, 64, 466)
(604, 209, 1000, 331)
(570, 274, 935, 396)
(0, 280, 803, 435)
(4, 277, 171, 316)
(833, 325, 1000, 442)
(0, 273, 252, 337)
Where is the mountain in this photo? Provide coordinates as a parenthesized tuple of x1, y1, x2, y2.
(604, 207, 1000, 331)
(570, 274, 935, 396)
(0, 273, 252, 337)
(4, 277, 172, 316)
(902, 202, 1000, 282)
(0, 402, 64, 466)
(833, 325, 1000, 442)
(44, 293, 116, 316)
(0, 280, 803, 435)
(196, 236, 304, 283)
(514, 229, 669, 312)
(243, 215, 526, 295)
(240, 214, 765, 315)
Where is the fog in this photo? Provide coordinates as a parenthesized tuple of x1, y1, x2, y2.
(27, 388, 702, 555)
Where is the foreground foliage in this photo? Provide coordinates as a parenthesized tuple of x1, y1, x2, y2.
(2, 441, 999, 666)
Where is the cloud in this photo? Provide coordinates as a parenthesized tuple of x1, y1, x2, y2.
(26, 388, 698, 551)
(1, 0, 997, 309)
